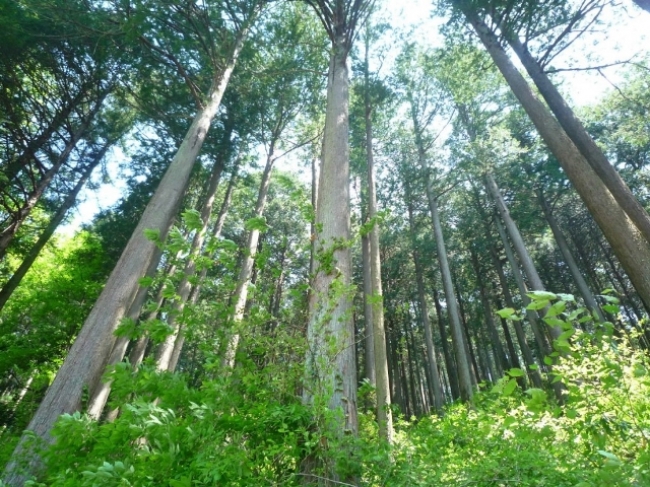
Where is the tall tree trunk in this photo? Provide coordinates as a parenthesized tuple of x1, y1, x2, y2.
(405, 193, 444, 412)
(361, 232, 375, 383)
(493, 209, 550, 357)
(432, 287, 460, 400)
(470, 249, 507, 377)
(364, 89, 392, 441)
(463, 9, 650, 313)
(224, 149, 275, 367)
(1, 85, 92, 190)
(0, 144, 106, 312)
(156, 159, 224, 371)
(305, 34, 357, 437)
(538, 191, 605, 321)
(3, 28, 248, 485)
(485, 173, 562, 342)
(425, 178, 473, 402)
(504, 32, 650, 245)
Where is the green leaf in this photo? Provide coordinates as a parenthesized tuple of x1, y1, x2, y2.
(544, 356, 554, 366)
(502, 379, 517, 396)
(527, 291, 557, 301)
(143, 228, 161, 243)
(496, 307, 516, 319)
(245, 216, 270, 232)
(138, 276, 154, 288)
(508, 368, 524, 377)
(526, 299, 549, 311)
(182, 209, 203, 231)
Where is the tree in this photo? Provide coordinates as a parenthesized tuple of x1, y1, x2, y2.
(304, 0, 373, 452)
(3, 1, 264, 483)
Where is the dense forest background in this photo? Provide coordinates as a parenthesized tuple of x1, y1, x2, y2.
(1, 0, 650, 485)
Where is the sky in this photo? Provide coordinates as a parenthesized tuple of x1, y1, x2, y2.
(60, 0, 650, 234)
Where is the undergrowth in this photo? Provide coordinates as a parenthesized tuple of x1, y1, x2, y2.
(3, 292, 650, 486)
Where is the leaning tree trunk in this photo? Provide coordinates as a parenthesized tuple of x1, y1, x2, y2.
(485, 173, 562, 342)
(0, 91, 105, 262)
(156, 159, 224, 371)
(2, 28, 248, 486)
(223, 149, 275, 367)
(463, 8, 650, 314)
(425, 177, 473, 402)
(0, 143, 107, 312)
(504, 32, 650, 245)
(538, 190, 605, 321)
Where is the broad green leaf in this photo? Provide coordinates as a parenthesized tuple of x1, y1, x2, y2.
(496, 307, 516, 319)
(508, 368, 524, 377)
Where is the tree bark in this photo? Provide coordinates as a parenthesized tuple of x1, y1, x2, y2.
(504, 32, 650, 245)
(305, 33, 358, 437)
(3, 27, 248, 485)
(538, 191, 605, 321)
(0, 91, 106, 262)
(156, 159, 224, 371)
(405, 191, 444, 412)
(224, 149, 275, 367)
(364, 86, 393, 441)
(425, 178, 473, 402)
(432, 287, 460, 400)
(464, 9, 650, 314)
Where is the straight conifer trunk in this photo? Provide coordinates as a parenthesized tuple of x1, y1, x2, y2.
(2, 28, 248, 485)
(306, 34, 358, 434)
(538, 191, 605, 321)
(364, 87, 393, 441)
(405, 189, 444, 412)
(224, 151, 275, 367)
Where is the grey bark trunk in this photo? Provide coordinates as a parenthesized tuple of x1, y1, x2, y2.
(505, 32, 650, 245)
(465, 10, 650, 314)
(406, 194, 444, 412)
(224, 150, 275, 367)
(365, 91, 393, 441)
(425, 178, 473, 402)
(3, 29, 247, 485)
(0, 92, 105, 262)
(361, 232, 376, 384)
(538, 191, 605, 322)
(156, 160, 224, 371)
(432, 287, 460, 399)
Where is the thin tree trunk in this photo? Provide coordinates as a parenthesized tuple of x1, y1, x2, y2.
(425, 178, 473, 402)
(364, 90, 392, 440)
(361, 232, 375, 383)
(0, 145, 106, 312)
(3, 28, 248, 485)
(464, 9, 650, 313)
(156, 160, 224, 371)
(0, 92, 106, 262)
(224, 149, 275, 367)
(432, 287, 460, 400)
(493, 212, 550, 357)
(485, 173, 562, 342)
(470, 249, 507, 377)
(538, 191, 605, 321)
